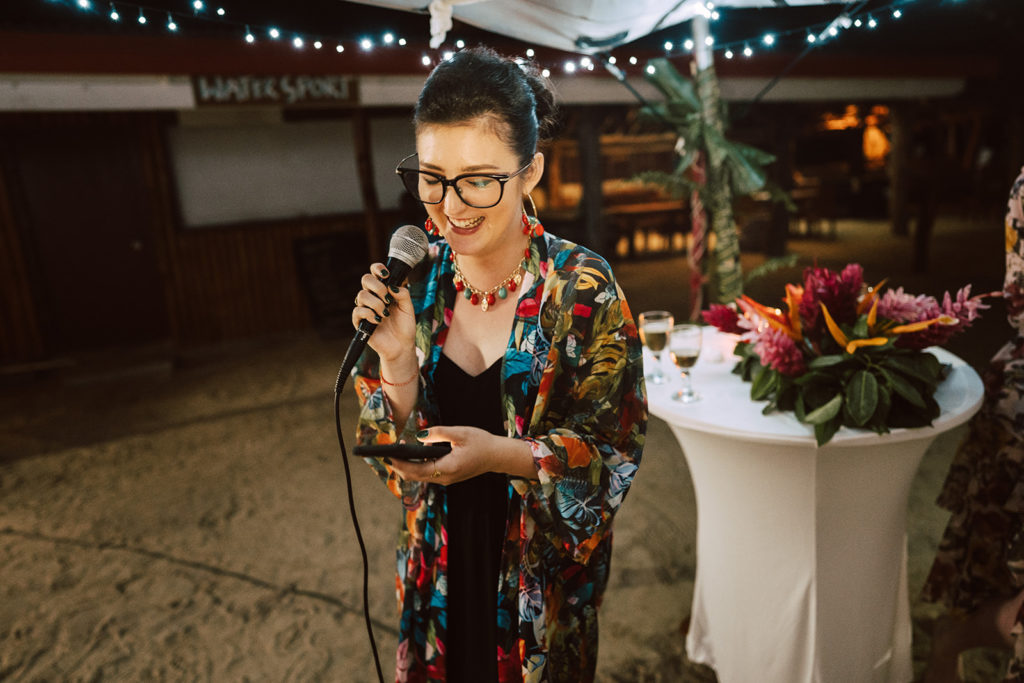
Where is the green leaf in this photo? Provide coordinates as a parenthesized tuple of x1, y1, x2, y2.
(845, 370, 879, 426)
(852, 317, 870, 338)
(808, 355, 846, 370)
(887, 371, 927, 409)
(743, 254, 800, 285)
(794, 392, 807, 422)
(750, 365, 777, 401)
(804, 393, 843, 425)
(644, 58, 701, 111)
(815, 417, 842, 446)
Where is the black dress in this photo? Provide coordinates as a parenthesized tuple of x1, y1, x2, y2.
(435, 353, 509, 683)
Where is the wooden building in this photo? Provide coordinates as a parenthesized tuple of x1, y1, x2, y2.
(1, 2, 1019, 368)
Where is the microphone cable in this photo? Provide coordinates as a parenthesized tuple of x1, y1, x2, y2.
(334, 351, 386, 683)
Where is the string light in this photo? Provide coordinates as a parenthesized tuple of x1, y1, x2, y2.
(541, 68, 551, 78)
(421, 55, 431, 66)
(39, 0, 930, 77)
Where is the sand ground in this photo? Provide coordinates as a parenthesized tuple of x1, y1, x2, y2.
(0, 215, 1011, 682)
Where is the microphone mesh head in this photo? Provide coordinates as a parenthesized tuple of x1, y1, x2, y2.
(388, 225, 430, 268)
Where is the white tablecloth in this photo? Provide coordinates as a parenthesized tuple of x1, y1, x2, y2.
(646, 329, 984, 683)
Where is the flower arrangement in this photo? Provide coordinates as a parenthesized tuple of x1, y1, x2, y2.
(702, 263, 995, 445)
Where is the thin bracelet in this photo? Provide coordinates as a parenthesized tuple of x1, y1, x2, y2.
(380, 368, 419, 387)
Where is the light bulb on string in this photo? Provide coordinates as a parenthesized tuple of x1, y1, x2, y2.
(216, 7, 224, 16)
(77, 0, 91, 10)
(743, 44, 753, 57)
(292, 36, 304, 49)
(335, 44, 344, 53)
(564, 61, 576, 73)
(892, 9, 902, 18)
(383, 32, 394, 45)
(607, 55, 616, 64)
(421, 55, 431, 66)
(167, 13, 177, 31)
(268, 27, 280, 39)
(724, 48, 734, 59)
(684, 38, 694, 51)
(711, 10, 720, 20)
(663, 41, 673, 51)
(244, 25, 254, 43)
(455, 39, 465, 48)
(867, 15, 877, 28)
(645, 64, 655, 75)
(399, 38, 407, 46)
(192, 0, 203, 12)
(361, 38, 374, 50)
(541, 68, 551, 78)
(854, 18, 863, 27)
(629, 56, 638, 65)
(109, 3, 119, 21)
(828, 26, 838, 37)
(704, 35, 714, 46)
(137, 8, 146, 24)
(580, 56, 593, 69)
(442, 50, 454, 60)
(806, 32, 817, 43)
(526, 48, 535, 58)
(762, 33, 775, 46)
(313, 40, 322, 49)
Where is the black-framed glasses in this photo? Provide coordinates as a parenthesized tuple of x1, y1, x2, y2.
(395, 153, 532, 209)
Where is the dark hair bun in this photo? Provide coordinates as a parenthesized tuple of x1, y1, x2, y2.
(415, 46, 559, 163)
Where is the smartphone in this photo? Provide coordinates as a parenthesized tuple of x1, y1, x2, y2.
(353, 443, 452, 461)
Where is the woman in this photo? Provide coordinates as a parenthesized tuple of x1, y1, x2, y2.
(351, 47, 647, 683)
(920, 166, 1024, 683)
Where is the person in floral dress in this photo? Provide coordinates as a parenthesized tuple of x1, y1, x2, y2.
(350, 47, 647, 683)
(920, 166, 1024, 683)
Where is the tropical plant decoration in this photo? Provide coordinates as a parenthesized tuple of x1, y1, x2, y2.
(702, 263, 996, 445)
(639, 57, 792, 314)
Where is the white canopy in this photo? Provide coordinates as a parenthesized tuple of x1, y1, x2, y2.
(349, 0, 854, 53)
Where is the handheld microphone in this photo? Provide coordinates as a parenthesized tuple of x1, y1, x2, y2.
(335, 225, 430, 392)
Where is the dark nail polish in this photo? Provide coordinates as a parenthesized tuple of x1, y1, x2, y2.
(383, 308, 390, 317)
(385, 294, 393, 305)
(374, 314, 382, 322)
(416, 429, 429, 439)
(380, 267, 390, 278)
(390, 285, 400, 294)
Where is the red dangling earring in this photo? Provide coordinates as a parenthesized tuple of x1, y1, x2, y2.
(425, 217, 439, 236)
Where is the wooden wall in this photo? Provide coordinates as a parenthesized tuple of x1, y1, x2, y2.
(0, 111, 394, 366)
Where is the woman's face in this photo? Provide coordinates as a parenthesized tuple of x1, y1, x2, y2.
(415, 117, 543, 260)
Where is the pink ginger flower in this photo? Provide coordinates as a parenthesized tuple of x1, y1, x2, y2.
(702, 303, 745, 334)
(754, 327, 807, 376)
(799, 263, 864, 343)
(880, 285, 992, 350)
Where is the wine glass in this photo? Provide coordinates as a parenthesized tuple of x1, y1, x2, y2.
(638, 310, 674, 385)
(669, 324, 702, 403)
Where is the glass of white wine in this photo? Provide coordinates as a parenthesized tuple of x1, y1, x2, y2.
(638, 310, 674, 385)
(669, 323, 702, 403)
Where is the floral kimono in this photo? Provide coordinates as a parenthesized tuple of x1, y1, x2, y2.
(921, 167, 1024, 682)
(353, 224, 647, 683)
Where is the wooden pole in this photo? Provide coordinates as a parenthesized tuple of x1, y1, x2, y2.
(352, 109, 384, 263)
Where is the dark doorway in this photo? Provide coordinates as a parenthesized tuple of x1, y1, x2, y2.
(7, 120, 170, 352)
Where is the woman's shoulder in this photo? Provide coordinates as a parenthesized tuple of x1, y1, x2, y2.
(542, 232, 616, 287)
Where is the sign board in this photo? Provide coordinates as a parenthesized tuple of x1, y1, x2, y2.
(192, 75, 358, 107)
